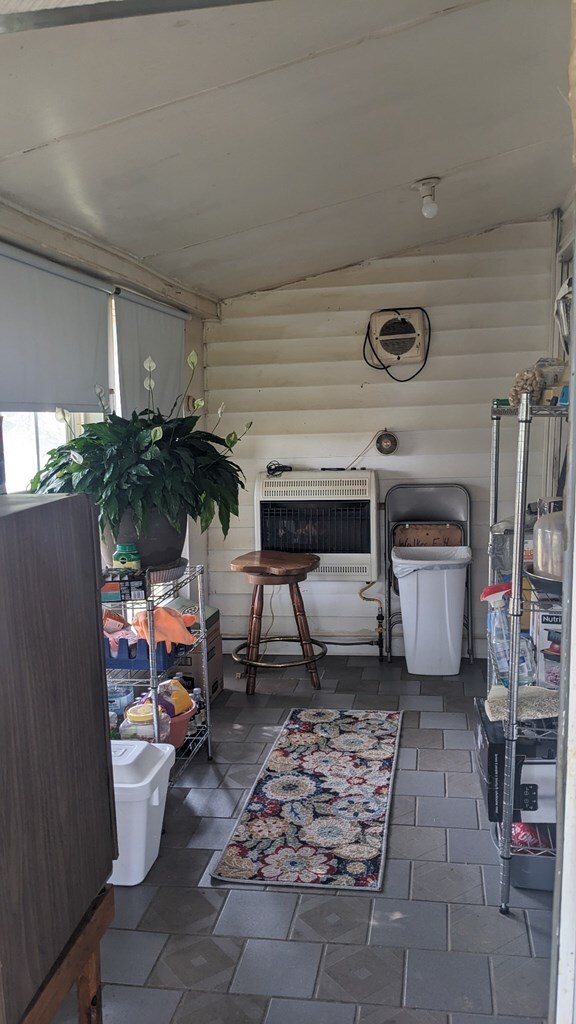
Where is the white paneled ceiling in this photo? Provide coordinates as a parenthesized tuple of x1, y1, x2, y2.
(0, 0, 572, 299)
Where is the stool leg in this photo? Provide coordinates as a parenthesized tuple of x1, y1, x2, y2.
(246, 584, 263, 695)
(289, 582, 321, 689)
(77, 948, 103, 1024)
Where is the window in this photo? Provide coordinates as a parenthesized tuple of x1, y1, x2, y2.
(1, 411, 67, 493)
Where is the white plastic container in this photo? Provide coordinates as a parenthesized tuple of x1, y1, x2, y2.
(109, 740, 175, 886)
(392, 546, 472, 675)
(533, 511, 565, 581)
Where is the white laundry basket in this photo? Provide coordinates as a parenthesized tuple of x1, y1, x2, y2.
(109, 740, 175, 886)
(392, 546, 472, 676)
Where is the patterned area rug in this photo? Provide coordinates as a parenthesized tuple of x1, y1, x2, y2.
(212, 708, 402, 890)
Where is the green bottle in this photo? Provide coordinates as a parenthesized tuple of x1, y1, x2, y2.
(112, 543, 141, 570)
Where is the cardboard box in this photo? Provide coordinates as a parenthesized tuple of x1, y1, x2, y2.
(530, 605, 562, 687)
(542, 386, 563, 406)
(101, 572, 147, 602)
(178, 608, 224, 702)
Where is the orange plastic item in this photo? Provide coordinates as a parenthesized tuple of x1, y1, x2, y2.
(132, 606, 196, 652)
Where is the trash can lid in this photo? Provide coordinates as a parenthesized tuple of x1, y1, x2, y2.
(391, 546, 472, 575)
(111, 740, 175, 785)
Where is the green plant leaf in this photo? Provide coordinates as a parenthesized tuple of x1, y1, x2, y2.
(199, 496, 215, 533)
(150, 425, 163, 442)
(187, 350, 198, 370)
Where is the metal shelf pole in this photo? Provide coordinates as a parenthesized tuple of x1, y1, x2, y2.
(499, 391, 532, 914)
(197, 565, 213, 760)
(488, 408, 502, 694)
(147, 585, 160, 743)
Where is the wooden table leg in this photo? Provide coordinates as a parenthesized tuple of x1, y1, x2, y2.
(289, 582, 321, 689)
(77, 948, 102, 1024)
(245, 584, 263, 695)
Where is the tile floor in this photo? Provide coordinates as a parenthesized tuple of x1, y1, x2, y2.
(57, 656, 553, 1024)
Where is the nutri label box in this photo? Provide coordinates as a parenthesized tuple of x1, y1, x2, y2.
(530, 605, 562, 687)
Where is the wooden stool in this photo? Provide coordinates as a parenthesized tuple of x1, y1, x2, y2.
(231, 550, 327, 695)
(21, 886, 114, 1024)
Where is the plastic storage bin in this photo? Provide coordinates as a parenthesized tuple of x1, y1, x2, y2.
(392, 546, 472, 675)
(109, 740, 175, 886)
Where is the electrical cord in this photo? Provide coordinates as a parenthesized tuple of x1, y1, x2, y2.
(344, 432, 381, 471)
(363, 306, 431, 382)
(266, 461, 292, 477)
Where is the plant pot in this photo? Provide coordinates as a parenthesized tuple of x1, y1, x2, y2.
(101, 510, 187, 569)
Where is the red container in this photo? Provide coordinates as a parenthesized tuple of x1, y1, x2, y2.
(169, 705, 195, 748)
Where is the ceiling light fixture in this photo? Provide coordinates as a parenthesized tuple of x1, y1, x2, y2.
(412, 177, 440, 219)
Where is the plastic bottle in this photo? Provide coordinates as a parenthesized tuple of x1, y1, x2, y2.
(112, 543, 141, 570)
(481, 585, 512, 685)
(481, 584, 536, 687)
(109, 711, 120, 740)
(192, 687, 206, 728)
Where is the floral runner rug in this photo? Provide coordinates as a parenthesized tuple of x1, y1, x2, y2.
(212, 707, 403, 890)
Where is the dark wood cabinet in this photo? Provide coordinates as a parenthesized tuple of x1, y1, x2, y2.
(0, 494, 116, 1024)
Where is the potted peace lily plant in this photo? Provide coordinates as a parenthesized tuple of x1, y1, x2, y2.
(31, 352, 250, 567)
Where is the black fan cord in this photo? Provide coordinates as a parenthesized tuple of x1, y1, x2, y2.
(362, 306, 432, 382)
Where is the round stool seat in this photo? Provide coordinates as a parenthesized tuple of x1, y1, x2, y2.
(230, 550, 320, 577)
(230, 550, 324, 694)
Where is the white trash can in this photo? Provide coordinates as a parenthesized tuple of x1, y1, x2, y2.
(109, 740, 175, 886)
(392, 546, 472, 676)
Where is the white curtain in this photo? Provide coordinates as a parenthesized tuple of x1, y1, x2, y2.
(0, 242, 111, 412)
(114, 293, 188, 417)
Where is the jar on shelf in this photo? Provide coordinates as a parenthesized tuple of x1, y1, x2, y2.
(119, 702, 170, 742)
(112, 543, 141, 570)
(533, 511, 565, 581)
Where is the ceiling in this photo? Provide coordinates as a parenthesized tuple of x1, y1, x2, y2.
(0, 0, 572, 301)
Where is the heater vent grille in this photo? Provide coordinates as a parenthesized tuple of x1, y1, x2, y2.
(255, 471, 379, 581)
(313, 562, 372, 577)
(261, 474, 371, 500)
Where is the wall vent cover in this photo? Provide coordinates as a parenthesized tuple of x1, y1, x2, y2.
(369, 309, 425, 364)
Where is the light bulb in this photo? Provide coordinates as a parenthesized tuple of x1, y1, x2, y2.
(421, 194, 438, 219)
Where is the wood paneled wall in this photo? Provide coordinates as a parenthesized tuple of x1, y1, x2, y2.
(205, 220, 555, 656)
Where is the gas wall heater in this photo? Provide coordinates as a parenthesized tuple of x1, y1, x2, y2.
(254, 470, 379, 581)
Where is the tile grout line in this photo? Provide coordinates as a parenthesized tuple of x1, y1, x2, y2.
(310, 941, 328, 1001)
(400, 945, 409, 1010)
(224, 936, 248, 993)
(166, 990, 185, 1024)
(525, 906, 536, 958)
(137, 931, 172, 991)
(486, 949, 497, 1016)
(285, 891, 302, 940)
